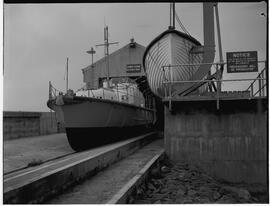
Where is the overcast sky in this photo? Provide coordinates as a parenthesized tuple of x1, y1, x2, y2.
(3, 2, 267, 112)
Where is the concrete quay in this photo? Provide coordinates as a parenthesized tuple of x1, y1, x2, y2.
(164, 97, 267, 185)
(49, 139, 164, 204)
(4, 132, 160, 203)
(4, 133, 73, 174)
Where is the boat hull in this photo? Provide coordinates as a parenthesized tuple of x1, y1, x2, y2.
(143, 29, 203, 98)
(48, 96, 156, 151)
(65, 125, 152, 151)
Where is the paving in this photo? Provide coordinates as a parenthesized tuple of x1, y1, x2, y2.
(4, 133, 73, 173)
(47, 139, 164, 204)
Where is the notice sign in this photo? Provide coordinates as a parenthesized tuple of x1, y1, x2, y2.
(226, 51, 258, 73)
(126, 64, 141, 73)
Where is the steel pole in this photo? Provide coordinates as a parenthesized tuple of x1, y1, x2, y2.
(66, 58, 69, 93)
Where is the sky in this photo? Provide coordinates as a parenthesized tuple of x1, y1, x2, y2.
(3, 2, 267, 112)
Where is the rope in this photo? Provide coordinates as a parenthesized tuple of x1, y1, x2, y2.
(175, 12, 191, 37)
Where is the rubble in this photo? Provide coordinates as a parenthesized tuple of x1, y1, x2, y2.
(133, 158, 268, 204)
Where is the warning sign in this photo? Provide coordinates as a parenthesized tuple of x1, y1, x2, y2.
(226, 51, 258, 73)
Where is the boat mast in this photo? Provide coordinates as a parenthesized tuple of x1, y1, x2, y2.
(96, 26, 118, 88)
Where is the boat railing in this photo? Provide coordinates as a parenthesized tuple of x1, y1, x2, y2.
(76, 78, 146, 106)
(49, 80, 148, 108)
(49, 81, 63, 100)
(161, 60, 267, 108)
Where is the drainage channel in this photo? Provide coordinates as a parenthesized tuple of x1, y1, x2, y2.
(4, 132, 159, 204)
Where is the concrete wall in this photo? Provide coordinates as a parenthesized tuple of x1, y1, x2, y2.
(40, 112, 59, 135)
(3, 111, 65, 140)
(164, 98, 267, 184)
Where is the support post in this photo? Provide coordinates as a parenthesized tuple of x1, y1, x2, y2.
(49, 81, 52, 100)
(66, 58, 69, 94)
(216, 64, 220, 110)
(116, 84, 119, 101)
(258, 73, 262, 97)
(251, 83, 253, 97)
(261, 71, 265, 96)
(214, 3, 224, 93)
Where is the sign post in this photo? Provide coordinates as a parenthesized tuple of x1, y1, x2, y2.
(226, 51, 258, 73)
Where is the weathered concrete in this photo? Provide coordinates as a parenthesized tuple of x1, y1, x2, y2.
(4, 133, 72, 174)
(3, 111, 64, 140)
(4, 132, 157, 204)
(107, 150, 165, 204)
(49, 140, 164, 204)
(164, 98, 267, 184)
(3, 112, 41, 140)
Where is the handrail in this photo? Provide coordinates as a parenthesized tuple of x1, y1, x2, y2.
(163, 78, 267, 84)
(49, 81, 64, 100)
(246, 66, 267, 97)
(161, 61, 267, 109)
(161, 60, 266, 68)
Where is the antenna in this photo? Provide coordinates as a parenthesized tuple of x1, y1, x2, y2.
(96, 25, 118, 87)
(86, 47, 96, 67)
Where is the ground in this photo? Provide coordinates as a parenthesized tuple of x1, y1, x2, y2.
(4, 133, 73, 173)
(133, 157, 268, 204)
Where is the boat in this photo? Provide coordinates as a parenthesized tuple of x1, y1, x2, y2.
(143, 3, 216, 98)
(143, 29, 203, 98)
(47, 27, 156, 152)
(47, 82, 155, 151)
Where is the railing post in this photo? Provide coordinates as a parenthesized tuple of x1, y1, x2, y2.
(250, 83, 253, 97)
(264, 61, 268, 95)
(216, 64, 220, 110)
(162, 66, 168, 99)
(126, 85, 129, 103)
(169, 65, 172, 111)
(49, 81, 52, 100)
(116, 84, 119, 101)
(169, 65, 172, 98)
(261, 71, 265, 96)
(258, 73, 262, 97)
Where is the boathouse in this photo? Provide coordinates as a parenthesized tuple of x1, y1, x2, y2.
(82, 38, 146, 90)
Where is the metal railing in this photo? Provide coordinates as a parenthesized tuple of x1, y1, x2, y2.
(246, 66, 267, 97)
(49, 81, 63, 100)
(161, 61, 267, 109)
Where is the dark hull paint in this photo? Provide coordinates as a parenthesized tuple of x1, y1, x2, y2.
(66, 125, 154, 151)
